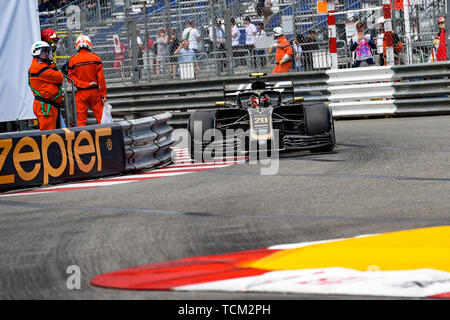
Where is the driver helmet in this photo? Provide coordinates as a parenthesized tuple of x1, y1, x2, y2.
(249, 95, 259, 108)
(438, 16, 445, 25)
(31, 41, 53, 61)
(260, 94, 271, 107)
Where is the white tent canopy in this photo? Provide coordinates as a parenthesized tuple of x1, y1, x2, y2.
(0, 1, 40, 122)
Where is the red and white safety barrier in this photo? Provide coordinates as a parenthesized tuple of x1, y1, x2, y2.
(327, 0, 338, 69)
(383, 0, 395, 65)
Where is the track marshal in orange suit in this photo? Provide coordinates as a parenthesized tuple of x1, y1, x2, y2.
(28, 41, 64, 131)
(270, 27, 293, 74)
(68, 35, 107, 127)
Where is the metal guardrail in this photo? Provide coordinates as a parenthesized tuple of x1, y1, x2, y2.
(327, 62, 450, 117)
(105, 62, 450, 126)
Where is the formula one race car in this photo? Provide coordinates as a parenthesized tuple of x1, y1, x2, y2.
(188, 74, 336, 161)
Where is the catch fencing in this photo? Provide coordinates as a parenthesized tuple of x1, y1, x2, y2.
(37, 0, 448, 87)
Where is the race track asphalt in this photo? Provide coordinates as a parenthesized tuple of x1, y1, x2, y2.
(1, 115, 450, 300)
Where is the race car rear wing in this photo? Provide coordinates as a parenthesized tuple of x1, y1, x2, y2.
(223, 80, 295, 100)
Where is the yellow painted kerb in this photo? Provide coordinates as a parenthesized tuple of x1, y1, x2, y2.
(242, 226, 450, 272)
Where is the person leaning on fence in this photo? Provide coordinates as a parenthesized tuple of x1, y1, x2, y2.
(28, 41, 64, 131)
(67, 35, 107, 127)
(174, 40, 201, 78)
(182, 20, 201, 53)
(349, 21, 377, 67)
(269, 27, 293, 74)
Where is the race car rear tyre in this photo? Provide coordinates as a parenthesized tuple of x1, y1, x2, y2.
(188, 111, 216, 162)
(304, 103, 336, 153)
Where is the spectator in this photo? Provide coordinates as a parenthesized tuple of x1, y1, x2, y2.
(113, 40, 127, 76)
(231, 17, 240, 48)
(169, 29, 181, 78)
(67, 35, 107, 127)
(435, 16, 446, 43)
(39, 0, 55, 12)
(244, 16, 257, 69)
(182, 20, 201, 53)
(80, 0, 97, 20)
(59, 0, 68, 8)
(303, 30, 318, 71)
(376, 17, 402, 65)
(174, 40, 201, 79)
(231, 17, 243, 67)
(209, 19, 226, 72)
(292, 33, 304, 72)
(147, 37, 158, 75)
(435, 16, 447, 61)
(256, 0, 273, 26)
(349, 21, 376, 67)
(156, 27, 170, 77)
(255, 22, 267, 67)
(133, 27, 144, 78)
(209, 19, 226, 50)
(50, 0, 62, 10)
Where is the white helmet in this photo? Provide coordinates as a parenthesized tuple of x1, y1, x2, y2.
(31, 41, 52, 60)
(377, 17, 385, 25)
(75, 35, 93, 51)
(273, 27, 283, 37)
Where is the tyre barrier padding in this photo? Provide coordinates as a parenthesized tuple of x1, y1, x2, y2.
(121, 112, 175, 173)
(124, 143, 160, 172)
(0, 124, 126, 192)
(155, 139, 176, 165)
(121, 117, 158, 147)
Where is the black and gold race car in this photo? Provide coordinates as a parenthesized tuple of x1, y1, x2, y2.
(188, 74, 336, 161)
